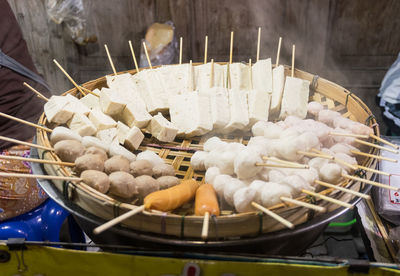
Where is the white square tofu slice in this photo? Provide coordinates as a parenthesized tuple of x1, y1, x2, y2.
(252, 58, 273, 94)
(279, 76, 310, 119)
(149, 112, 178, 142)
(116, 121, 130, 144)
(106, 73, 132, 89)
(67, 113, 97, 136)
(79, 90, 101, 110)
(169, 94, 190, 136)
(247, 89, 271, 125)
(96, 128, 118, 145)
(229, 63, 251, 90)
(199, 87, 230, 130)
(223, 88, 249, 133)
(157, 64, 193, 96)
(124, 126, 144, 150)
(99, 87, 126, 116)
(44, 96, 74, 124)
(270, 65, 285, 117)
(184, 92, 213, 136)
(88, 109, 117, 130)
(121, 101, 152, 129)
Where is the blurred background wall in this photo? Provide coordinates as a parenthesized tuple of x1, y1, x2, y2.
(7, 0, 400, 133)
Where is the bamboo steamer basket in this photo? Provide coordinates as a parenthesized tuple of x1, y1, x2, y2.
(35, 63, 379, 240)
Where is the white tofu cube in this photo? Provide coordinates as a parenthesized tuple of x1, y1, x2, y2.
(44, 96, 74, 124)
(116, 121, 130, 144)
(96, 128, 118, 145)
(157, 64, 194, 96)
(64, 94, 90, 115)
(121, 102, 152, 128)
(149, 113, 178, 142)
(270, 65, 285, 116)
(67, 113, 97, 136)
(252, 58, 273, 94)
(247, 89, 271, 125)
(99, 87, 126, 116)
(185, 92, 213, 136)
(88, 109, 117, 130)
(229, 63, 251, 90)
(79, 90, 101, 110)
(124, 126, 144, 150)
(223, 88, 249, 133)
(199, 87, 230, 130)
(279, 76, 310, 120)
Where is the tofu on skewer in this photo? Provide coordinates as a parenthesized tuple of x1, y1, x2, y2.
(199, 87, 230, 130)
(149, 112, 178, 142)
(222, 88, 249, 133)
(279, 76, 310, 120)
(270, 65, 285, 117)
(158, 64, 194, 95)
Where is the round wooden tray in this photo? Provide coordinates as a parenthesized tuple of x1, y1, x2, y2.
(35, 63, 379, 240)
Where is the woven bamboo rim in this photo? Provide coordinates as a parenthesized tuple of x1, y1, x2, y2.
(35, 63, 379, 239)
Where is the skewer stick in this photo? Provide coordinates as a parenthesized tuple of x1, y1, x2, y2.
(179, 37, 183, 65)
(23, 82, 49, 101)
(256, 27, 261, 62)
(201, 211, 210, 240)
(256, 163, 307, 169)
(350, 150, 397, 163)
(142, 41, 153, 69)
(329, 132, 369, 139)
(357, 165, 391, 176)
(251, 202, 294, 229)
(128, 40, 140, 72)
(0, 136, 53, 151)
(262, 156, 309, 169)
(291, 45, 295, 77)
(0, 112, 52, 133)
(315, 180, 371, 200)
(249, 59, 253, 90)
(280, 197, 326, 213)
(276, 37, 282, 67)
(204, 35, 208, 64)
(93, 205, 145, 235)
(0, 172, 80, 182)
(302, 189, 353, 209)
(210, 59, 214, 88)
(342, 174, 399, 191)
(104, 44, 117, 76)
(354, 138, 399, 154)
(297, 151, 334, 160)
(79, 86, 100, 97)
(229, 31, 234, 64)
(0, 155, 74, 167)
(53, 59, 86, 96)
(370, 134, 399, 150)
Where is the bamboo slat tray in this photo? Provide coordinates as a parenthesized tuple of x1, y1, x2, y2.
(35, 64, 379, 240)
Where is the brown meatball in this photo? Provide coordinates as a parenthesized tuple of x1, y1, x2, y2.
(75, 154, 105, 175)
(84, 146, 108, 161)
(135, 175, 159, 198)
(156, 176, 180, 190)
(129, 160, 153, 177)
(109, 171, 138, 198)
(104, 155, 130, 174)
(80, 170, 110, 193)
(152, 164, 175, 178)
(54, 140, 85, 162)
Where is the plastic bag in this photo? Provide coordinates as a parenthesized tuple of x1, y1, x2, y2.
(140, 21, 178, 67)
(46, 0, 96, 45)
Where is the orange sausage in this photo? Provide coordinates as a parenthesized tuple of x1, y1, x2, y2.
(194, 183, 220, 216)
(144, 179, 199, 212)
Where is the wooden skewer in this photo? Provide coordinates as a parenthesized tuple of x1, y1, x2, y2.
(315, 180, 371, 200)
(204, 35, 208, 64)
(354, 138, 399, 154)
(302, 189, 353, 209)
(357, 165, 391, 176)
(350, 150, 397, 163)
(342, 174, 399, 191)
(210, 59, 214, 88)
(0, 155, 74, 167)
(0, 136, 53, 151)
(104, 44, 117, 76)
(291, 45, 295, 78)
(179, 37, 183, 65)
(280, 197, 326, 213)
(249, 59, 253, 90)
(297, 151, 334, 160)
(128, 40, 140, 72)
(229, 31, 234, 64)
(262, 156, 309, 169)
(276, 37, 282, 67)
(93, 205, 145, 235)
(23, 82, 49, 101)
(79, 86, 99, 97)
(256, 27, 261, 62)
(0, 112, 52, 133)
(251, 202, 294, 229)
(53, 59, 86, 96)
(256, 163, 307, 169)
(370, 134, 399, 150)
(329, 131, 369, 139)
(201, 211, 210, 240)
(0, 172, 80, 182)
(142, 41, 153, 69)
